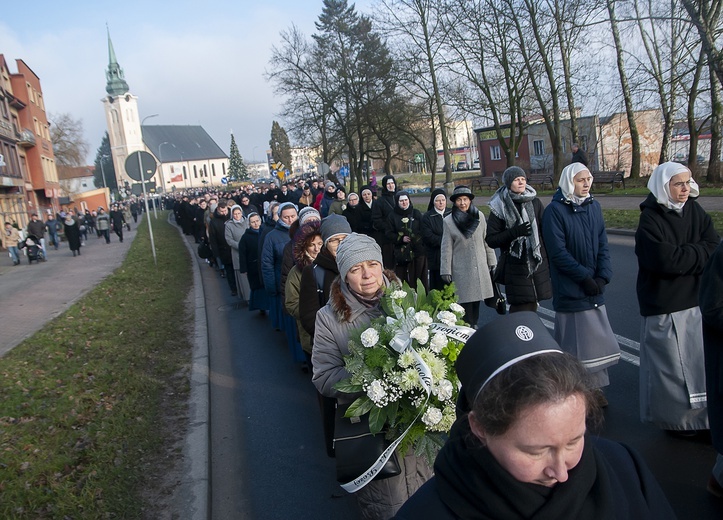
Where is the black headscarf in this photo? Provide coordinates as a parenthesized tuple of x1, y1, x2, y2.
(381, 175, 397, 197)
(427, 188, 447, 212)
(394, 190, 414, 217)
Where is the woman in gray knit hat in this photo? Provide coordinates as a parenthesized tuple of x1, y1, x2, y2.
(312, 233, 432, 519)
(486, 166, 552, 312)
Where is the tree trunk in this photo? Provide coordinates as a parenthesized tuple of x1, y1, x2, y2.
(709, 65, 722, 183)
(607, 0, 641, 178)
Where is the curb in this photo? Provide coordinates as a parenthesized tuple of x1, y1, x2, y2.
(172, 214, 210, 520)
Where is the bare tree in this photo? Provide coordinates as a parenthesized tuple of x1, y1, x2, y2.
(681, 0, 723, 85)
(374, 0, 456, 187)
(49, 112, 89, 167)
(606, 0, 642, 178)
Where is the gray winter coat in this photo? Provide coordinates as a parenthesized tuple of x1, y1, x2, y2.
(311, 272, 432, 520)
(440, 213, 497, 304)
(225, 208, 249, 270)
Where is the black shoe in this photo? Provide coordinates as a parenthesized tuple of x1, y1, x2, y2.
(72, 251, 76, 257)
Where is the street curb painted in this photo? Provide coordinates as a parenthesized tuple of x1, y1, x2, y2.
(172, 214, 210, 520)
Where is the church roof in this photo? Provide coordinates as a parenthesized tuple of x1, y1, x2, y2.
(105, 29, 129, 96)
(142, 125, 228, 162)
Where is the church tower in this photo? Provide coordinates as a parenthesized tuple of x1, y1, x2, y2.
(101, 29, 145, 190)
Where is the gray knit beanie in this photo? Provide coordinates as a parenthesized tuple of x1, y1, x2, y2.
(502, 166, 527, 189)
(298, 206, 321, 225)
(320, 214, 351, 245)
(336, 233, 383, 281)
(325, 180, 336, 190)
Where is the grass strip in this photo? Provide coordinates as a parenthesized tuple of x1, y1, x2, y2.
(0, 212, 192, 518)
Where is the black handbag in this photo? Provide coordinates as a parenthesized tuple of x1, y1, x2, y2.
(484, 268, 507, 315)
(333, 402, 401, 484)
(197, 239, 213, 259)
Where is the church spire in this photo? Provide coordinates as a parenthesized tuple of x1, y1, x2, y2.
(105, 27, 129, 96)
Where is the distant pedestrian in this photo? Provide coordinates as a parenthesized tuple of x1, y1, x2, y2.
(109, 204, 126, 243)
(636, 161, 719, 434)
(2, 222, 21, 265)
(386, 190, 427, 289)
(45, 211, 60, 250)
(371, 175, 397, 269)
(63, 211, 82, 257)
(27, 213, 46, 257)
(238, 213, 268, 313)
(421, 188, 450, 291)
(96, 207, 111, 243)
(570, 143, 588, 166)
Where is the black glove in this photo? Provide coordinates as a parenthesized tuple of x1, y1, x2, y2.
(511, 222, 532, 238)
(441, 274, 452, 284)
(594, 277, 607, 294)
(581, 277, 600, 296)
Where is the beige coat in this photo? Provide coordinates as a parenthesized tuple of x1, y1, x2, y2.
(2, 226, 20, 248)
(440, 213, 497, 303)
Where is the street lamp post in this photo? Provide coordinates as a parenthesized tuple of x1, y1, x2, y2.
(158, 141, 171, 195)
(140, 113, 159, 265)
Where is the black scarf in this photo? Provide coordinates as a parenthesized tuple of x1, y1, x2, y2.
(434, 420, 615, 520)
(452, 205, 480, 238)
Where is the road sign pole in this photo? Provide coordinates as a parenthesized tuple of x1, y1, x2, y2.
(137, 151, 158, 266)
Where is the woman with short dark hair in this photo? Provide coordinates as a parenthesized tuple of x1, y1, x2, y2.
(395, 313, 676, 519)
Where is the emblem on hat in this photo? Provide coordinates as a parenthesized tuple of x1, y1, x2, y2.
(515, 326, 534, 341)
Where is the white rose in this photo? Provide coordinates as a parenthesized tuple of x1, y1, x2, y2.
(391, 290, 407, 300)
(414, 310, 433, 326)
(434, 379, 454, 401)
(429, 332, 448, 353)
(367, 380, 387, 405)
(410, 326, 429, 345)
(422, 406, 443, 427)
(437, 310, 457, 326)
(449, 302, 465, 316)
(360, 328, 379, 348)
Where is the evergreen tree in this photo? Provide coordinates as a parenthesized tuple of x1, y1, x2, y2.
(228, 133, 248, 182)
(93, 132, 117, 191)
(269, 121, 292, 173)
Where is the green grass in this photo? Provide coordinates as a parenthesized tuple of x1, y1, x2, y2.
(601, 209, 723, 233)
(0, 212, 193, 518)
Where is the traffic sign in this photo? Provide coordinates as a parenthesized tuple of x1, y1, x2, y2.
(125, 151, 157, 182)
(414, 153, 424, 164)
(221, 177, 228, 185)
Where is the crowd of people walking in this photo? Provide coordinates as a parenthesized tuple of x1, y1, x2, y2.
(165, 158, 721, 517)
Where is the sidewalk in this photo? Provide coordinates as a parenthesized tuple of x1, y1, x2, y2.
(0, 218, 141, 357)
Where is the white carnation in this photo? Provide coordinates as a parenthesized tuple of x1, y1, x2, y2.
(410, 326, 429, 345)
(449, 302, 465, 316)
(422, 406, 443, 427)
(391, 290, 407, 300)
(437, 310, 457, 326)
(429, 332, 448, 353)
(366, 380, 387, 405)
(360, 328, 379, 348)
(433, 379, 454, 401)
(414, 310, 433, 326)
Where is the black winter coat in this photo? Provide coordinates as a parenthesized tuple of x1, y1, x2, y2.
(386, 204, 425, 265)
(208, 210, 232, 265)
(421, 208, 449, 270)
(299, 248, 339, 337)
(486, 197, 552, 305)
(238, 228, 263, 290)
(371, 183, 396, 243)
(701, 241, 723, 455)
(635, 193, 719, 316)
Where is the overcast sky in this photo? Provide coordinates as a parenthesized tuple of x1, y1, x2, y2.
(1, 0, 373, 165)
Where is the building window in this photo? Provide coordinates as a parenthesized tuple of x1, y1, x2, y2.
(212, 164, 216, 176)
(490, 145, 501, 161)
(580, 136, 588, 151)
(533, 140, 545, 156)
(222, 163, 226, 176)
(183, 166, 187, 180)
(193, 165, 198, 178)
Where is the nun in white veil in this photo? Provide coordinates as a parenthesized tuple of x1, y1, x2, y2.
(635, 161, 719, 434)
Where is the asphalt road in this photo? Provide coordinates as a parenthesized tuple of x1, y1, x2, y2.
(202, 232, 722, 519)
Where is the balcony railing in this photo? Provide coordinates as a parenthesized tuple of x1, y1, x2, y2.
(17, 129, 35, 148)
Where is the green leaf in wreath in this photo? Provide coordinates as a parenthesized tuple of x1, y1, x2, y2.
(346, 396, 374, 417)
(369, 405, 386, 435)
(334, 379, 363, 393)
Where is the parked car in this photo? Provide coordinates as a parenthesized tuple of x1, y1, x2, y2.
(456, 161, 469, 171)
